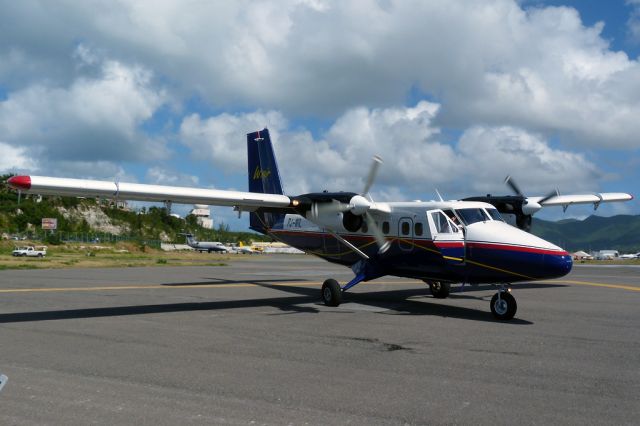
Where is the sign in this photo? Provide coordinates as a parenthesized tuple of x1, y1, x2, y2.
(42, 218, 58, 230)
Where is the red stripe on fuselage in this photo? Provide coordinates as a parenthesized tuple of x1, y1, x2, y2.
(466, 242, 568, 256)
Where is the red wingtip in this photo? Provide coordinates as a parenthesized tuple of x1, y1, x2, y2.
(7, 175, 31, 190)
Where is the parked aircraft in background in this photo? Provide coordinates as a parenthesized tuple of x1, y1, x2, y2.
(9, 129, 592, 320)
(235, 242, 257, 254)
(464, 177, 632, 231)
(181, 233, 230, 253)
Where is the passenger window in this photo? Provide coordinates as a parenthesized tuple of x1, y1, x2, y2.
(401, 221, 410, 235)
(382, 221, 390, 234)
(415, 222, 423, 236)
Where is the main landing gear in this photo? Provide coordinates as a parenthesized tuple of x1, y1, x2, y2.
(321, 279, 342, 307)
(321, 271, 368, 307)
(425, 280, 450, 298)
(490, 286, 517, 320)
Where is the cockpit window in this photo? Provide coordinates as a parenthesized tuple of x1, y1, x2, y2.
(430, 211, 453, 233)
(455, 208, 490, 225)
(486, 208, 504, 222)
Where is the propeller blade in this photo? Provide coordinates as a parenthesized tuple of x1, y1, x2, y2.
(362, 155, 383, 196)
(539, 188, 560, 205)
(364, 212, 390, 253)
(504, 175, 523, 196)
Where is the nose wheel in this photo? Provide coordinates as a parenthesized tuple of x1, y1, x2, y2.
(490, 290, 517, 320)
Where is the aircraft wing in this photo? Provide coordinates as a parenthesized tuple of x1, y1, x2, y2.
(7, 175, 292, 210)
(528, 193, 633, 208)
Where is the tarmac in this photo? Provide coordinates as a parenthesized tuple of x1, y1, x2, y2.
(0, 255, 638, 425)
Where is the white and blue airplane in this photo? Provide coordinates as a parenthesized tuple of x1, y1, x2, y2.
(180, 233, 230, 253)
(8, 129, 629, 320)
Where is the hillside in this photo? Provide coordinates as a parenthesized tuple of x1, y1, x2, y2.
(532, 215, 640, 252)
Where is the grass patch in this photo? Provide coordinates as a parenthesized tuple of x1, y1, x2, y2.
(0, 241, 238, 270)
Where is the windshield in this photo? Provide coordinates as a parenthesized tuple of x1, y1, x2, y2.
(455, 208, 490, 225)
(486, 208, 504, 222)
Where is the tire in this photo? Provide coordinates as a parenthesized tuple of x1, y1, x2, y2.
(428, 281, 450, 298)
(321, 279, 342, 307)
(490, 292, 517, 320)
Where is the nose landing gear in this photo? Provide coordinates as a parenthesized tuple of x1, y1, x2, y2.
(490, 286, 517, 320)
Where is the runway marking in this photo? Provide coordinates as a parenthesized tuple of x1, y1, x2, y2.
(0, 280, 418, 294)
(552, 280, 640, 292)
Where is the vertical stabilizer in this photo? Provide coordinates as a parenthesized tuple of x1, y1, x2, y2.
(247, 129, 285, 233)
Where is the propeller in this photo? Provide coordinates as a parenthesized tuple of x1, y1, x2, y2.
(307, 156, 389, 253)
(504, 176, 559, 215)
(504, 175, 524, 197)
(358, 156, 389, 252)
(538, 188, 560, 205)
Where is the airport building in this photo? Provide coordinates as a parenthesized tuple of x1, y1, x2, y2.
(189, 204, 213, 229)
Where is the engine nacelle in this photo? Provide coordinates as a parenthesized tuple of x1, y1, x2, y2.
(522, 201, 542, 215)
(306, 202, 345, 230)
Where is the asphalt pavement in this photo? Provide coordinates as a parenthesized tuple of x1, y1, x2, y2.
(0, 256, 638, 425)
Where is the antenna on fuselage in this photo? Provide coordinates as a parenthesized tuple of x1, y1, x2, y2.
(435, 189, 444, 202)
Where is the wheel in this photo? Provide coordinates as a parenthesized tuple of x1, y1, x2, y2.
(490, 291, 517, 320)
(321, 279, 342, 307)
(428, 281, 450, 298)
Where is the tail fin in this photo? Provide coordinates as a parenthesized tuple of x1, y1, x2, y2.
(247, 128, 285, 233)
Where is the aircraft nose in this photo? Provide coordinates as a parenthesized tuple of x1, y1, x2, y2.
(542, 253, 573, 279)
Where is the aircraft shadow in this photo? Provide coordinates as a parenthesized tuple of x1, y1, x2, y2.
(254, 283, 534, 324)
(0, 281, 542, 325)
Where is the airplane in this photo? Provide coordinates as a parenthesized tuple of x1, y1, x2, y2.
(463, 177, 632, 231)
(181, 233, 230, 253)
(235, 241, 257, 254)
(8, 128, 584, 320)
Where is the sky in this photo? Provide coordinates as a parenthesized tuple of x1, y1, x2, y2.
(0, 0, 639, 230)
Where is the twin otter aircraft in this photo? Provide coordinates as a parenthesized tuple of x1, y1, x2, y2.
(7, 129, 631, 320)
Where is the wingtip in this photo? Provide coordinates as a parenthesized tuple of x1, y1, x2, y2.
(7, 175, 31, 190)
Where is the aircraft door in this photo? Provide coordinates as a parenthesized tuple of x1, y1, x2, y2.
(426, 209, 465, 263)
(398, 217, 414, 252)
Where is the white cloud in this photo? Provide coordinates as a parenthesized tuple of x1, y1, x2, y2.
(146, 166, 199, 187)
(0, 49, 167, 168)
(2, 1, 640, 148)
(0, 141, 37, 173)
(455, 126, 601, 194)
(627, 0, 640, 42)
(179, 102, 604, 200)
